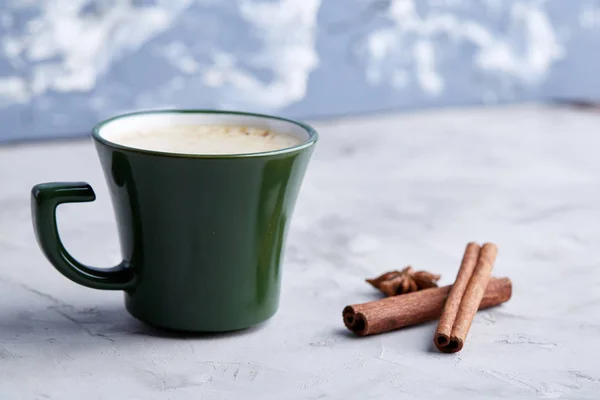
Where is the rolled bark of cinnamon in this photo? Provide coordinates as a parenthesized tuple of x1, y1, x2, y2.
(434, 242, 481, 347)
(434, 243, 498, 353)
(343, 277, 511, 336)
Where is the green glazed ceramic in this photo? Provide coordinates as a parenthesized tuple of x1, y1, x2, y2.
(31, 110, 317, 332)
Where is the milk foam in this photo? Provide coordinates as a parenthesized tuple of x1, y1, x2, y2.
(108, 124, 303, 155)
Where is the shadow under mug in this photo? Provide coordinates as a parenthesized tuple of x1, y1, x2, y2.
(31, 110, 318, 332)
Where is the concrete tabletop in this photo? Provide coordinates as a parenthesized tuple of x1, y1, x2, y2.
(1, 104, 599, 399)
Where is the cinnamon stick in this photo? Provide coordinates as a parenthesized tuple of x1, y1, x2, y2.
(434, 243, 498, 353)
(434, 242, 481, 350)
(343, 277, 511, 336)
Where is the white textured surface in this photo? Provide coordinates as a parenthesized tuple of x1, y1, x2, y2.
(0, 0, 320, 109)
(1, 104, 600, 399)
(0, 0, 194, 104)
(360, 0, 564, 95)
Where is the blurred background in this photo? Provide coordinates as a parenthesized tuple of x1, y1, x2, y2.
(1, 0, 599, 143)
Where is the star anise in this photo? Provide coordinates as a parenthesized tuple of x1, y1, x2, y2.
(366, 266, 441, 296)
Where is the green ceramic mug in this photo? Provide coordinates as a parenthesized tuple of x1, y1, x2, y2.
(31, 110, 318, 332)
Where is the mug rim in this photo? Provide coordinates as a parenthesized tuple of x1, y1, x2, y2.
(92, 109, 318, 159)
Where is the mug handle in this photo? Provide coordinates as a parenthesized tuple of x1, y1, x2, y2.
(31, 182, 137, 290)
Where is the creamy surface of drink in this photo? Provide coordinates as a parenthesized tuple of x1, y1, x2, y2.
(107, 124, 303, 155)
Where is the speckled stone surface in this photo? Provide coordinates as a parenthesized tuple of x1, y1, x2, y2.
(1, 104, 600, 399)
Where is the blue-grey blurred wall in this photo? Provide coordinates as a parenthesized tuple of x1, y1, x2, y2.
(1, 0, 599, 142)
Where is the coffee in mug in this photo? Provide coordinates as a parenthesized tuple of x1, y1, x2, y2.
(105, 124, 302, 155)
(31, 110, 317, 332)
